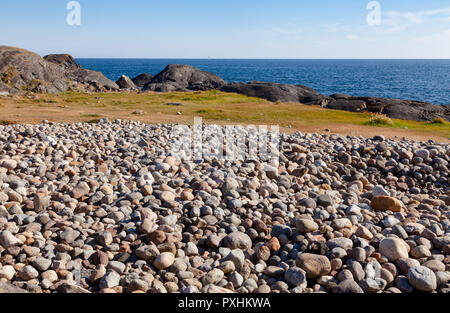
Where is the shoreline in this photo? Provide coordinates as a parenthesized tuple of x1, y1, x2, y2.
(1, 46, 448, 123)
(75, 58, 450, 107)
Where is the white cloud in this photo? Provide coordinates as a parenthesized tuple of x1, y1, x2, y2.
(382, 7, 450, 33)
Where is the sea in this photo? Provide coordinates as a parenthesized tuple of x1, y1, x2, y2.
(76, 59, 450, 105)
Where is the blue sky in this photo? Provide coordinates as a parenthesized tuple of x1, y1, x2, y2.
(1, 0, 449, 58)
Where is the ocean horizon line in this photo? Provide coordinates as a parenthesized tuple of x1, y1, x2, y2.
(73, 57, 450, 61)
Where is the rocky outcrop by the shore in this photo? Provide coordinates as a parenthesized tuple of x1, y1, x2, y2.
(0, 47, 68, 94)
(42, 54, 81, 70)
(0, 46, 118, 94)
(220, 82, 448, 122)
(1, 46, 448, 122)
(325, 94, 449, 122)
(142, 64, 225, 92)
(137, 66, 448, 122)
(116, 75, 137, 90)
(43, 53, 119, 92)
(131, 73, 153, 88)
(220, 81, 328, 105)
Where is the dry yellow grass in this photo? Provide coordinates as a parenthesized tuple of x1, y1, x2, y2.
(364, 114, 394, 126)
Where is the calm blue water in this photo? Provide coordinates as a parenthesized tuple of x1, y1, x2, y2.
(76, 59, 450, 105)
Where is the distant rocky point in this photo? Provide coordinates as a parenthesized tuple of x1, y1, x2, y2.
(0, 46, 448, 122)
(0, 46, 118, 94)
(221, 81, 448, 122)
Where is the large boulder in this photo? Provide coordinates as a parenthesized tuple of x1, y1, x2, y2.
(143, 64, 225, 92)
(44, 54, 119, 92)
(116, 75, 137, 90)
(0, 46, 69, 94)
(220, 81, 329, 104)
(132, 73, 153, 88)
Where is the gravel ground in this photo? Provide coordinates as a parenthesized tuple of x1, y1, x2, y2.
(0, 119, 449, 293)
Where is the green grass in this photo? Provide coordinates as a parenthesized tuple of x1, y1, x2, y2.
(359, 114, 450, 138)
(428, 117, 448, 125)
(194, 109, 227, 120)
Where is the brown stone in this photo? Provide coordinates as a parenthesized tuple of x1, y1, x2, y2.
(91, 251, 109, 266)
(296, 253, 331, 279)
(266, 237, 281, 252)
(148, 230, 166, 245)
(371, 196, 403, 212)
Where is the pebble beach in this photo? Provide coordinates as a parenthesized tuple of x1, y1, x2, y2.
(0, 119, 449, 293)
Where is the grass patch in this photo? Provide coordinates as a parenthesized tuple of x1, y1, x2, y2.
(21, 80, 43, 92)
(428, 117, 448, 125)
(194, 109, 227, 120)
(363, 114, 394, 127)
(194, 109, 224, 114)
(1, 66, 17, 87)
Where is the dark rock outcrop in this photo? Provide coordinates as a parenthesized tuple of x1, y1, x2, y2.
(0, 46, 69, 94)
(132, 73, 153, 88)
(67, 68, 119, 92)
(219, 81, 448, 122)
(143, 64, 225, 92)
(116, 75, 137, 89)
(43, 54, 81, 70)
(325, 95, 449, 121)
(220, 81, 329, 104)
(330, 93, 351, 100)
(44, 53, 119, 92)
